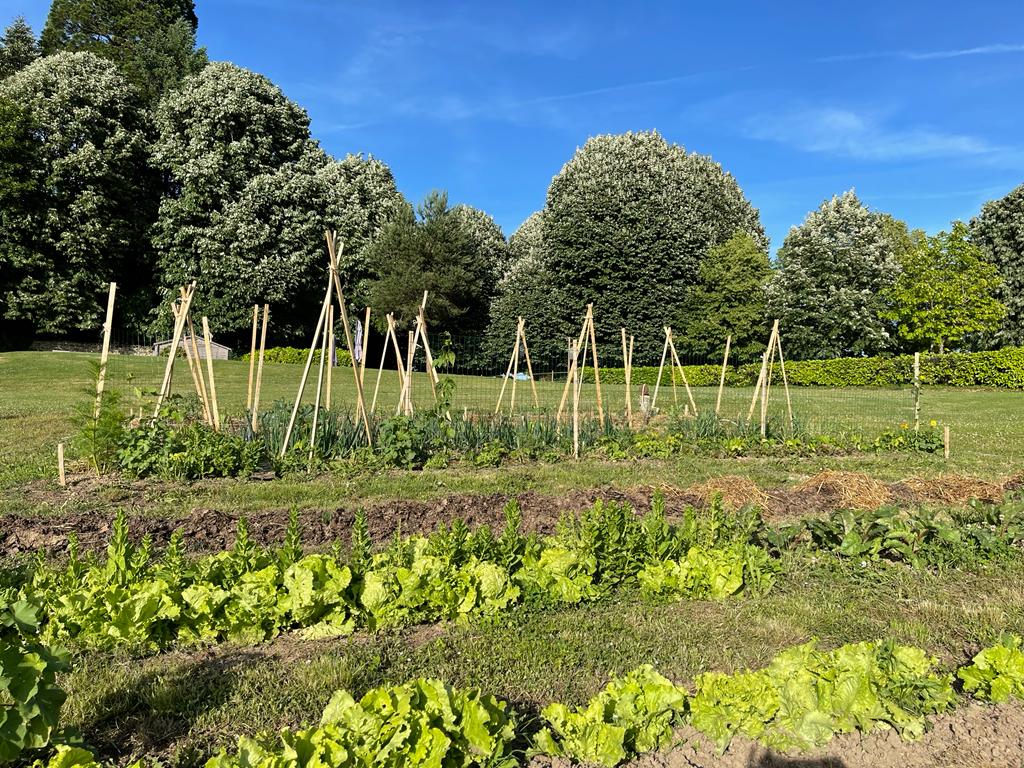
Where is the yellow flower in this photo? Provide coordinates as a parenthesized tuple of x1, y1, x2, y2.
(900, 422, 908, 429)
(930, 419, 937, 427)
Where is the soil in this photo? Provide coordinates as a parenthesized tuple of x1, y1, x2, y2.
(1, 473, 1016, 558)
(530, 700, 1024, 768)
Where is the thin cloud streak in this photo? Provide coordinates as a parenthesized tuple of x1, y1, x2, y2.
(818, 42, 1024, 63)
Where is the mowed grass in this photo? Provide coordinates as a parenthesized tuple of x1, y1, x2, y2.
(1, 351, 1022, 508)
(59, 553, 1024, 766)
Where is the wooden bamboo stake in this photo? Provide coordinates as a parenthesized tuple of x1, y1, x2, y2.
(571, 340, 580, 458)
(201, 317, 221, 432)
(557, 310, 594, 419)
(762, 322, 779, 436)
(510, 318, 523, 414)
(154, 281, 195, 416)
(667, 329, 698, 417)
(183, 305, 211, 425)
(586, 305, 604, 421)
(520, 319, 539, 409)
(495, 326, 518, 414)
(281, 281, 333, 456)
(575, 314, 592, 406)
(246, 304, 258, 411)
(308, 314, 329, 466)
(913, 352, 921, 431)
(622, 333, 630, 423)
(775, 324, 794, 431)
(402, 330, 415, 415)
(716, 335, 732, 415)
(370, 313, 398, 413)
(418, 311, 438, 401)
(944, 426, 950, 460)
(171, 300, 210, 425)
(651, 330, 672, 410)
(747, 330, 772, 422)
(326, 304, 334, 411)
(326, 232, 373, 445)
(57, 442, 66, 487)
(621, 328, 630, 419)
(94, 282, 117, 417)
(360, 306, 371, 385)
(252, 304, 269, 431)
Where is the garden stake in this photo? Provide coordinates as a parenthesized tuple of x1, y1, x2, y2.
(716, 334, 731, 415)
(326, 304, 334, 411)
(246, 304, 258, 412)
(325, 231, 373, 445)
(154, 281, 196, 416)
(520, 318, 539, 408)
(201, 316, 221, 432)
(57, 442, 66, 487)
(252, 304, 269, 430)
(308, 311, 329, 467)
(94, 282, 117, 418)
(281, 278, 332, 456)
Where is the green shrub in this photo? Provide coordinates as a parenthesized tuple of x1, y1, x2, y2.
(593, 346, 1024, 389)
(241, 346, 353, 367)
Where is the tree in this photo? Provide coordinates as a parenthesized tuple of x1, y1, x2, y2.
(542, 131, 766, 362)
(484, 211, 568, 366)
(40, 0, 205, 104)
(152, 63, 404, 341)
(364, 191, 494, 336)
(970, 183, 1024, 344)
(882, 221, 1004, 352)
(0, 52, 156, 335)
(0, 17, 39, 79)
(675, 231, 771, 362)
(451, 204, 509, 290)
(767, 190, 901, 359)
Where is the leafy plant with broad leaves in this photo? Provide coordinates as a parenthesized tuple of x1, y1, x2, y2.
(0, 596, 69, 761)
(534, 666, 687, 768)
(959, 634, 1024, 703)
(207, 678, 517, 768)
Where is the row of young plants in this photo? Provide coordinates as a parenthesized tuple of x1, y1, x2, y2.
(12, 494, 1024, 658)
(15, 499, 774, 652)
(80, 390, 944, 479)
(22, 634, 1024, 768)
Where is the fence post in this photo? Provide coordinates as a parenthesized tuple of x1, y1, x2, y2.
(913, 352, 921, 431)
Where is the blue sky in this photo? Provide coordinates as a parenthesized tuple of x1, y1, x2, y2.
(15, 0, 1024, 252)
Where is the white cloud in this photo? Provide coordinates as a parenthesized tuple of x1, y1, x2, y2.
(819, 43, 1024, 63)
(745, 107, 995, 161)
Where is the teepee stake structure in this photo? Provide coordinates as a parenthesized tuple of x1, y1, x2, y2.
(747, 320, 793, 436)
(496, 316, 539, 414)
(557, 305, 603, 422)
(651, 327, 697, 416)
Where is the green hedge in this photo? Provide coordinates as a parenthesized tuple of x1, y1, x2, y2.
(586, 347, 1024, 389)
(240, 346, 353, 367)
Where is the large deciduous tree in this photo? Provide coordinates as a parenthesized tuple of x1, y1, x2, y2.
(40, 0, 205, 104)
(882, 221, 1004, 353)
(152, 62, 404, 341)
(970, 183, 1024, 344)
(485, 211, 570, 366)
(542, 131, 766, 362)
(675, 231, 771, 363)
(0, 17, 40, 79)
(767, 190, 900, 359)
(451, 204, 509, 290)
(0, 52, 156, 336)
(364, 191, 494, 337)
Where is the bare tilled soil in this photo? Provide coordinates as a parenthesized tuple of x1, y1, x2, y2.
(1, 472, 1016, 557)
(531, 700, 1024, 768)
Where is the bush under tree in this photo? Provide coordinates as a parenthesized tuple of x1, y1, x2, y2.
(882, 221, 1004, 353)
(971, 183, 1024, 345)
(675, 231, 771, 363)
(767, 190, 900, 359)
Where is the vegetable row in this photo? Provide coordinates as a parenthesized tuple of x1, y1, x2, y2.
(27, 635, 1024, 768)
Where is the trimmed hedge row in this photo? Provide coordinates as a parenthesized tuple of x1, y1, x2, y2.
(240, 346, 353, 366)
(584, 347, 1024, 389)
